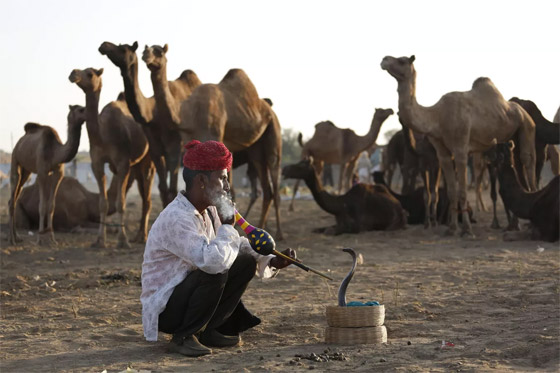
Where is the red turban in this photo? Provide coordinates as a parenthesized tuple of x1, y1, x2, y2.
(183, 140, 232, 171)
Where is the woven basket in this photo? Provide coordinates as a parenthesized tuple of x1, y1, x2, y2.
(326, 305, 385, 327)
(325, 325, 387, 344)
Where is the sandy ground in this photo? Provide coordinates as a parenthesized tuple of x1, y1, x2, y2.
(1, 185, 559, 373)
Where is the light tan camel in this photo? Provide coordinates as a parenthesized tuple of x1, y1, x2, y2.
(174, 67, 283, 238)
(289, 108, 394, 211)
(381, 55, 537, 236)
(9, 105, 86, 245)
(69, 68, 155, 248)
(99, 41, 200, 206)
(16, 176, 100, 231)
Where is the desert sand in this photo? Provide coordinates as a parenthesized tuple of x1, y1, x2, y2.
(1, 185, 559, 372)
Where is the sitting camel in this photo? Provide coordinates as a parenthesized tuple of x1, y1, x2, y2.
(381, 55, 537, 237)
(496, 143, 559, 242)
(290, 108, 394, 211)
(16, 177, 100, 231)
(9, 105, 86, 245)
(70, 68, 155, 248)
(282, 157, 407, 235)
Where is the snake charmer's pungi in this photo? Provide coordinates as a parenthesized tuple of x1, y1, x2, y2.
(141, 140, 296, 357)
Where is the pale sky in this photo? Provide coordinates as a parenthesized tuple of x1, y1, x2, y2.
(1, 0, 558, 153)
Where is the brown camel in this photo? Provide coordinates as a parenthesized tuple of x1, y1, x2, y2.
(69, 68, 155, 248)
(141, 45, 283, 237)
(400, 120, 442, 228)
(381, 55, 537, 237)
(475, 98, 560, 220)
(382, 130, 420, 194)
(174, 68, 283, 238)
(9, 105, 86, 245)
(289, 108, 394, 211)
(496, 142, 559, 242)
(282, 157, 406, 234)
(98, 41, 200, 206)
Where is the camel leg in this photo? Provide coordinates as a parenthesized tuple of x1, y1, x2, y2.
(244, 164, 259, 218)
(518, 119, 537, 191)
(431, 139, 458, 234)
(114, 165, 132, 249)
(431, 167, 441, 228)
(41, 168, 64, 246)
(547, 145, 560, 175)
(167, 148, 181, 204)
(455, 152, 474, 237)
(152, 155, 170, 207)
(473, 153, 487, 212)
(132, 158, 155, 243)
(421, 169, 431, 229)
(92, 162, 108, 248)
(36, 174, 49, 244)
(288, 179, 300, 212)
(9, 166, 31, 245)
(338, 162, 347, 194)
(268, 155, 283, 240)
(487, 163, 500, 229)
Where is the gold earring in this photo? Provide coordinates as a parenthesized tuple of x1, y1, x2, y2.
(201, 185, 205, 189)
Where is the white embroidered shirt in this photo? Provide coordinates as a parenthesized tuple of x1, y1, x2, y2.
(141, 192, 273, 341)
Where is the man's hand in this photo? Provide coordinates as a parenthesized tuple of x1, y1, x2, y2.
(269, 248, 297, 270)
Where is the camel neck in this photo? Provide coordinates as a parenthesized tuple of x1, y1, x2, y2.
(396, 71, 437, 136)
(84, 89, 103, 146)
(498, 164, 532, 219)
(151, 65, 180, 126)
(121, 63, 152, 125)
(359, 113, 385, 151)
(54, 120, 83, 165)
(303, 169, 344, 216)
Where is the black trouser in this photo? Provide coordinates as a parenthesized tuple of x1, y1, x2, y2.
(158, 253, 257, 341)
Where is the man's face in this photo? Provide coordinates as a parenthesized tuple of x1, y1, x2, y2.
(203, 169, 230, 203)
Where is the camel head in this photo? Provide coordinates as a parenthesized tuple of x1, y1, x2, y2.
(282, 157, 316, 180)
(98, 41, 139, 70)
(67, 105, 86, 127)
(509, 97, 541, 118)
(142, 44, 168, 72)
(380, 55, 416, 82)
(68, 68, 103, 93)
(495, 141, 515, 170)
(373, 108, 394, 123)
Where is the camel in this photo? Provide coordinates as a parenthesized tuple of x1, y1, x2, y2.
(475, 98, 560, 224)
(289, 108, 394, 211)
(381, 55, 537, 237)
(282, 157, 406, 234)
(16, 177, 100, 231)
(9, 105, 86, 245)
(98, 41, 200, 206)
(400, 120, 442, 228)
(509, 97, 559, 180)
(171, 67, 283, 238)
(381, 130, 408, 190)
(69, 68, 155, 248)
(495, 143, 559, 242)
(372, 171, 474, 225)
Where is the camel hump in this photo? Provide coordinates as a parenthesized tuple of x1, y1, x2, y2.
(24, 122, 43, 133)
(178, 69, 202, 87)
(221, 68, 248, 82)
(315, 120, 336, 129)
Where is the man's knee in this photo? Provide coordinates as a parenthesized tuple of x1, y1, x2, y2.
(231, 254, 257, 280)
